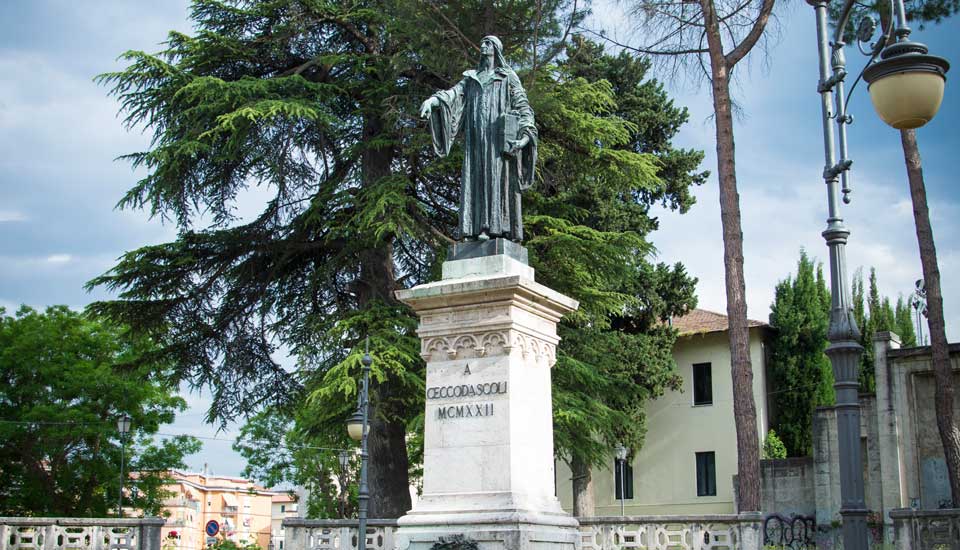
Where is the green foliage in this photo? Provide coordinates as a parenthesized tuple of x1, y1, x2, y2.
(92, 0, 703, 507)
(771, 257, 921, 453)
(210, 539, 261, 550)
(830, 0, 958, 42)
(233, 407, 357, 519)
(0, 306, 200, 516)
(762, 429, 788, 460)
(895, 296, 918, 347)
(768, 251, 834, 457)
(851, 268, 917, 391)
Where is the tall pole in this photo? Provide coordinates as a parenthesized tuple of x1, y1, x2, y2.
(619, 459, 625, 517)
(118, 431, 127, 518)
(358, 339, 372, 550)
(809, 1, 867, 548)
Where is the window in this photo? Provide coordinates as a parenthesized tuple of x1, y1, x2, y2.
(280, 505, 285, 513)
(696, 452, 717, 496)
(693, 363, 713, 405)
(614, 459, 634, 500)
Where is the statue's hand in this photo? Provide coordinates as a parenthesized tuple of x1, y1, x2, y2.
(503, 135, 530, 157)
(420, 97, 439, 119)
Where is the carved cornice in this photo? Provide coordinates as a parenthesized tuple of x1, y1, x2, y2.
(421, 329, 557, 366)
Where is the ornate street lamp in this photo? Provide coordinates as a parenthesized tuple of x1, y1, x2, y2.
(345, 339, 372, 550)
(806, 0, 949, 547)
(615, 443, 628, 517)
(338, 450, 351, 518)
(117, 414, 132, 517)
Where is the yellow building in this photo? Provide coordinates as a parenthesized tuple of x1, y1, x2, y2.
(556, 309, 773, 515)
(269, 494, 299, 550)
(158, 470, 285, 550)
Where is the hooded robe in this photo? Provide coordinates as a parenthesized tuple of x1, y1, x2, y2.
(427, 36, 537, 242)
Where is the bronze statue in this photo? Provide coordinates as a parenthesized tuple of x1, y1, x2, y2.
(420, 35, 538, 243)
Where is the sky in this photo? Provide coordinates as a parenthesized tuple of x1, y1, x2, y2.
(1, 1, 958, 480)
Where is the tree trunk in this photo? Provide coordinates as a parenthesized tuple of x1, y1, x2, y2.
(367, 415, 413, 518)
(900, 128, 960, 506)
(571, 456, 596, 517)
(483, 1, 496, 36)
(359, 114, 412, 518)
(701, 0, 761, 512)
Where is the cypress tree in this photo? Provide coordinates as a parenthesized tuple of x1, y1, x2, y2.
(768, 250, 833, 457)
(895, 296, 918, 347)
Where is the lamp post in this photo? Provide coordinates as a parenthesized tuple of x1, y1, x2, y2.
(337, 450, 351, 518)
(346, 339, 372, 550)
(615, 443, 628, 517)
(807, 0, 948, 547)
(117, 414, 132, 517)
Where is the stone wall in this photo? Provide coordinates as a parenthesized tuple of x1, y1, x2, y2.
(760, 457, 815, 517)
(875, 334, 960, 530)
(809, 395, 882, 524)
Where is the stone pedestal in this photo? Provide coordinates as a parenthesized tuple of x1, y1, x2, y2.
(394, 242, 579, 550)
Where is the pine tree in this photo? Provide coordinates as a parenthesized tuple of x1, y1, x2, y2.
(92, 1, 703, 516)
(768, 251, 833, 457)
(620, 0, 778, 511)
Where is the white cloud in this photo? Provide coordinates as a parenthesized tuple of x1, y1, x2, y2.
(45, 254, 72, 264)
(0, 210, 27, 222)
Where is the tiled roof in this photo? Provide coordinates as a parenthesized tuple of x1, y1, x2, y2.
(671, 308, 767, 336)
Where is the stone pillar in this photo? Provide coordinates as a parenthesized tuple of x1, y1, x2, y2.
(873, 331, 903, 542)
(139, 518, 166, 550)
(736, 512, 763, 550)
(888, 508, 914, 550)
(395, 240, 580, 550)
(282, 518, 307, 550)
(813, 407, 841, 527)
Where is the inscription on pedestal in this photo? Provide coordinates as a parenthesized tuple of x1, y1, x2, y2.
(427, 365, 508, 420)
(437, 402, 494, 419)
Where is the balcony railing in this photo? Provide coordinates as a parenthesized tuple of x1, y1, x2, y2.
(282, 514, 764, 550)
(162, 498, 200, 512)
(0, 517, 165, 550)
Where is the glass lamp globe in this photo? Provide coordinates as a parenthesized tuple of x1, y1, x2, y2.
(864, 42, 950, 129)
(615, 443, 628, 462)
(346, 409, 367, 442)
(117, 414, 132, 435)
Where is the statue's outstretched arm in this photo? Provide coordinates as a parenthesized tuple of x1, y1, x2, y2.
(425, 80, 466, 157)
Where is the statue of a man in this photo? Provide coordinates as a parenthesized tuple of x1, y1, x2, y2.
(419, 35, 538, 243)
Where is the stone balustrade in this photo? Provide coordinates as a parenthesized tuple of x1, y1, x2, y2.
(282, 514, 764, 550)
(578, 514, 763, 550)
(0, 517, 165, 550)
(890, 507, 960, 550)
(282, 519, 398, 550)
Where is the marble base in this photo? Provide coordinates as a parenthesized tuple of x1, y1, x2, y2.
(395, 521, 579, 550)
(394, 254, 580, 550)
